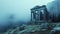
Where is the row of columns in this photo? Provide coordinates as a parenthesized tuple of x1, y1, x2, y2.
(31, 10, 46, 23)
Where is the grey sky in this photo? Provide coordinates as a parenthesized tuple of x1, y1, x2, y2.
(0, 0, 54, 25)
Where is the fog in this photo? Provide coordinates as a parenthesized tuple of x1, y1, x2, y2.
(0, 0, 54, 32)
(47, 0, 60, 20)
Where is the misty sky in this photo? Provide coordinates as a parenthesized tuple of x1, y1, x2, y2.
(0, 0, 54, 25)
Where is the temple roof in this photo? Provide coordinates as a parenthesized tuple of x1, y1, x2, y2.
(31, 5, 46, 10)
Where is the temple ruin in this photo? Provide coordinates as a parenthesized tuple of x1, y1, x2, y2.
(31, 5, 49, 24)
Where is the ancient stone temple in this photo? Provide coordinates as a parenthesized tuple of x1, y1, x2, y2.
(31, 5, 49, 24)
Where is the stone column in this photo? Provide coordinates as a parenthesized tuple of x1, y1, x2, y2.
(31, 10, 33, 22)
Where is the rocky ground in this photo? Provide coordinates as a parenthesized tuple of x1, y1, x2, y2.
(1, 23, 60, 34)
